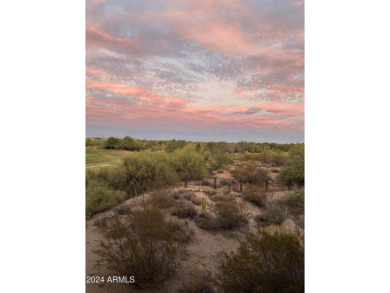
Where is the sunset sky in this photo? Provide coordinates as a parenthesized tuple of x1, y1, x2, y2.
(86, 0, 304, 142)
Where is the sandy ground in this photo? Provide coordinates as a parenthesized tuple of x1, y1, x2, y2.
(86, 166, 295, 293)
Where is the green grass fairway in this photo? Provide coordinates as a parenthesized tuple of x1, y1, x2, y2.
(86, 149, 130, 169)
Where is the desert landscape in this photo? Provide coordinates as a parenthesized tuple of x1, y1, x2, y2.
(85, 137, 304, 292)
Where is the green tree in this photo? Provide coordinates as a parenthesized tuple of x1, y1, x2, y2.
(102, 137, 121, 149)
(279, 144, 304, 183)
(121, 136, 140, 151)
(165, 139, 187, 153)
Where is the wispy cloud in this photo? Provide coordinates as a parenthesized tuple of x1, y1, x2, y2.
(86, 0, 304, 142)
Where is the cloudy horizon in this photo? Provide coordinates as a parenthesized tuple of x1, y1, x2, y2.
(86, 0, 304, 143)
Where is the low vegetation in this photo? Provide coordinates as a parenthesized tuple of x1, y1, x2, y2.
(255, 203, 287, 226)
(211, 192, 249, 229)
(241, 184, 268, 207)
(94, 207, 188, 289)
(147, 189, 176, 210)
(86, 138, 305, 292)
(217, 229, 304, 293)
(171, 201, 198, 219)
(279, 144, 304, 183)
(195, 187, 249, 231)
(282, 187, 305, 216)
(86, 180, 126, 218)
(232, 161, 270, 184)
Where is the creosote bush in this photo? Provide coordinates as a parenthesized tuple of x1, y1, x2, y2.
(255, 203, 287, 226)
(191, 197, 202, 206)
(282, 187, 304, 216)
(123, 152, 179, 196)
(86, 180, 126, 218)
(147, 189, 175, 210)
(194, 212, 221, 231)
(241, 184, 268, 207)
(196, 187, 249, 231)
(217, 228, 304, 293)
(94, 207, 187, 289)
(171, 201, 198, 219)
(86, 167, 128, 195)
(232, 161, 270, 184)
(169, 220, 195, 243)
(211, 193, 249, 230)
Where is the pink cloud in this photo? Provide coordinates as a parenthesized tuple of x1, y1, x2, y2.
(292, 1, 304, 7)
(86, 0, 304, 140)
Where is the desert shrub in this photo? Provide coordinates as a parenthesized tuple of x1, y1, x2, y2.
(94, 207, 186, 289)
(271, 168, 279, 173)
(194, 212, 221, 231)
(205, 141, 234, 154)
(242, 152, 262, 161)
(86, 137, 104, 148)
(232, 161, 270, 184)
(191, 197, 202, 206)
(210, 192, 249, 230)
(183, 192, 196, 201)
(271, 152, 288, 167)
(120, 136, 141, 151)
(171, 201, 198, 219)
(147, 189, 175, 210)
(165, 139, 188, 153)
(282, 187, 304, 216)
(208, 194, 224, 202)
(102, 137, 122, 149)
(241, 184, 268, 207)
(202, 179, 211, 186)
(218, 185, 233, 195)
(123, 152, 180, 196)
(174, 147, 210, 180)
(219, 179, 233, 188)
(86, 167, 129, 193)
(234, 141, 261, 153)
(88, 147, 212, 200)
(207, 186, 231, 202)
(179, 269, 216, 293)
(210, 153, 229, 170)
(279, 144, 304, 183)
(257, 150, 288, 167)
(204, 189, 217, 196)
(217, 229, 304, 293)
(255, 203, 287, 226)
(86, 180, 126, 218)
(168, 220, 195, 243)
(172, 191, 183, 200)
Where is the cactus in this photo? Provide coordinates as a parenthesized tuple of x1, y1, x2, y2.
(201, 196, 207, 210)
